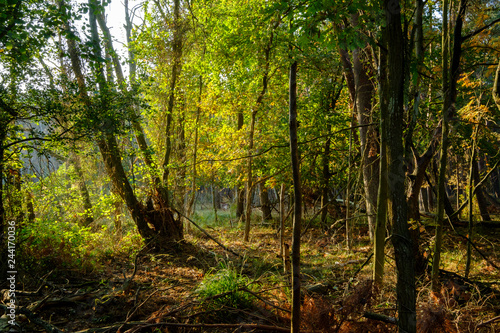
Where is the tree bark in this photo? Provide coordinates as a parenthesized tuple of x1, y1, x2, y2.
(289, 60, 301, 333)
(259, 183, 272, 222)
(493, 52, 500, 112)
(161, 0, 183, 205)
(61, 0, 183, 246)
(243, 30, 273, 241)
(373, 45, 388, 287)
(280, 183, 285, 256)
(244, 110, 256, 242)
(473, 156, 492, 221)
(71, 153, 94, 226)
(353, 46, 378, 240)
(382, 0, 416, 330)
(432, 0, 467, 293)
(465, 129, 477, 278)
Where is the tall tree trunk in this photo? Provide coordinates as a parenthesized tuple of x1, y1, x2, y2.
(321, 125, 331, 229)
(353, 47, 378, 241)
(432, 0, 467, 293)
(465, 127, 477, 278)
(236, 109, 245, 220)
(61, 0, 182, 246)
(161, 0, 183, 205)
(280, 183, 286, 256)
(244, 110, 256, 242)
(243, 31, 273, 241)
(373, 46, 388, 287)
(382, 0, 416, 330)
(187, 75, 202, 220)
(100, 4, 158, 188)
(289, 60, 301, 333)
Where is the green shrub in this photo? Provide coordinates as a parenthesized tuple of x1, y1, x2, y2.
(196, 261, 254, 311)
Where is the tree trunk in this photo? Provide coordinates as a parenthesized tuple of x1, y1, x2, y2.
(259, 183, 272, 222)
(101, 3, 158, 188)
(493, 55, 500, 112)
(321, 129, 330, 229)
(373, 45, 388, 287)
(432, 0, 467, 292)
(289, 60, 301, 333)
(236, 108, 245, 220)
(473, 156, 492, 222)
(71, 153, 94, 226)
(187, 75, 202, 220)
(61, 0, 183, 246)
(244, 110, 256, 242)
(353, 46, 378, 241)
(280, 183, 285, 257)
(161, 0, 183, 205)
(345, 108, 354, 251)
(382, 0, 416, 330)
(243, 31, 273, 241)
(465, 128, 477, 278)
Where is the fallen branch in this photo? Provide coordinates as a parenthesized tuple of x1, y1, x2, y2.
(130, 322, 290, 332)
(478, 314, 500, 327)
(242, 287, 291, 314)
(117, 289, 159, 332)
(363, 311, 397, 325)
(173, 208, 242, 258)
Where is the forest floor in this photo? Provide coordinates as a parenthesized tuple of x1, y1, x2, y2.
(2, 210, 500, 332)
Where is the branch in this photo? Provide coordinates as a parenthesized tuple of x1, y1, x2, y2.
(363, 311, 398, 325)
(448, 157, 500, 220)
(172, 208, 242, 258)
(462, 17, 500, 41)
(191, 123, 375, 166)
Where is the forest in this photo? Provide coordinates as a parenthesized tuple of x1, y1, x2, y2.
(1, 0, 500, 332)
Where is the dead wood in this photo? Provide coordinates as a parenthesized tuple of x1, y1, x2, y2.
(363, 311, 398, 324)
(174, 208, 242, 258)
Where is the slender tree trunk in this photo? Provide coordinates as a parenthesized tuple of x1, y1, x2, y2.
(71, 153, 94, 226)
(244, 110, 256, 242)
(432, 0, 467, 293)
(236, 108, 245, 220)
(243, 31, 273, 241)
(473, 158, 492, 221)
(187, 76, 202, 220)
(289, 60, 301, 333)
(280, 183, 285, 256)
(465, 127, 477, 278)
(373, 46, 388, 287)
(382, 0, 416, 330)
(321, 127, 331, 229)
(101, 3, 158, 187)
(259, 183, 272, 222)
(345, 109, 354, 251)
(161, 0, 183, 205)
(494, 59, 500, 111)
(353, 47, 378, 241)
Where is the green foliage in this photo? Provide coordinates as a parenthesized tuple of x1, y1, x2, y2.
(196, 261, 254, 311)
(18, 218, 142, 273)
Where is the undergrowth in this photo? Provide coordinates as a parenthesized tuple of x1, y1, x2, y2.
(18, 218, 142, 274)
